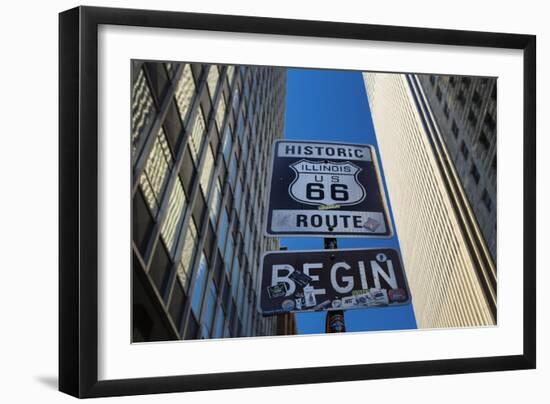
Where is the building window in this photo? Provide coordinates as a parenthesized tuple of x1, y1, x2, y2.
(215, 94, 227, 133)
(481, 189, 492, 212)
(237, 274, 246, 318)
(449, 76, 456, 87)
(168, 280, 186, 330)
(472, 90, 482, 108)
(149, 241, 172, 297)
(484, 113, 496, 131)
(217, 208, 230, 253)
(462, 76, 471, 88)
(227, 155, 237, 189)
(206, 65, 219, 100)
(443, 102, 450, 118)
(174, 64, 195, 123)
(131, 68, 156, 158)
(479, 131, 490, 151)
(202, 280, 218, 336)
(224, 234, 235, 275)
(457, 90, 466, 106)
(165, 62, 175, 79)
(236, 111, 245, 141)
(199, 145, 215, 197)
(212, 305, 225, 339)
(234, 179, 243, 213)
(177, 219, 198, 291)
(139, 127, 173, 215)
(470, 163, 480, 184)
(160, 177, 187, 256)
(191, 252, 209, 317)
(241, 131, 250, 163)
(467, 109, 478, 127)
(436, 86, 442, 102)
(226, 65, 235, 85)
(209, 179, 222, 226)
(460, 141, 469, 160)
(231, 87, 240, 116)
(222, 126, 233, 164)
(429, 75, 436, 86)
(230, 255, 240, 299)
(451, 120, 459, 138)
(188, 108, 206, 163)
(244, 77, 251, 99)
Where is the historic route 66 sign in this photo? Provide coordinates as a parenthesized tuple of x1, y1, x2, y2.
(289, 160, 366, 206)
(265, 140, 392, 237)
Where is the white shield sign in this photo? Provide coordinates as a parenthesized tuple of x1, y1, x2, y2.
(289, 160, 366, 206)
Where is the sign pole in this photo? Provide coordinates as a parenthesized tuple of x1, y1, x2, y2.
(324, 237, 346, 333)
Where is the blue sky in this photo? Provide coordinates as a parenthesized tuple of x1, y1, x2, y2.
(282, 68, 417, 334)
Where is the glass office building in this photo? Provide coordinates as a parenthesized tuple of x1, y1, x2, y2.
(132, 61, 287, 341)
(417, 74, 497, 261)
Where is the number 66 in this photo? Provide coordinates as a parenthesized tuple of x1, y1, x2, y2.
(305, 183, 349, 201)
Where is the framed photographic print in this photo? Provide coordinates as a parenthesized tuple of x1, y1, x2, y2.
(59, 5, 536, 398)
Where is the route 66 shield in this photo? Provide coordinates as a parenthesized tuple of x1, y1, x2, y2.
(289, 160, 366, 206)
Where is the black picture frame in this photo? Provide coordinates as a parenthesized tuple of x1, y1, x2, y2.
(59, 5, 536, 398)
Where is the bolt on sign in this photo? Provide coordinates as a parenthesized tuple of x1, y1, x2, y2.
(265, 140, 392, 237)
(258, 248, 411, 316)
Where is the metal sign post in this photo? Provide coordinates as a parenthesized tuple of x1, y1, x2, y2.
(324, 237, 345, 333)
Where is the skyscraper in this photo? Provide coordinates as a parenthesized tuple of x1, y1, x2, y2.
(417, 74, 497, 260)
(363, 72, 496, 329)
(132, 61, 287, 341)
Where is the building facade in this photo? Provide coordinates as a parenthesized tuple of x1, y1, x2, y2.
(132, 61, 287, 341)
(417, 74, 497, 260)
(363, 72, 496, 329)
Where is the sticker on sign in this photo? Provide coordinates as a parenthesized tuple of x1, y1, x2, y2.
(258, 248, 411, 316)
(265, 140, 392, 237)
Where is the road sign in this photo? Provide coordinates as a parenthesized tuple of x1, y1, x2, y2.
(258, 248, 411, 316)
(265, 140, 391, 237)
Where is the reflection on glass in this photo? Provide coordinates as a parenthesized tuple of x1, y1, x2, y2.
(241, 130, 249, 162)
(131, 69, 156, 158)
(230, 255, 240, 299)
(212, 305, 225, 338)
(209, 179, 222, 226)
(222, 126, 233, 164)
(160, 177, 186, 255)
(191, 253, 208, 316)
(188, 108, 206, 163)
(226, 65, 235, 85)
(206, 65, 219, 99)
(234, 179, 243, 213)
(139, 127, 173, 214)
(224, 235, 234, 276)
(177, 219, 198, 291)
(217, 208, 229, 253)
(231, 87, 240, 115)
(199, 145, 215, 197)
(175, 64, 195, 123)
(237, 274, 245, 319)
(227, 157, 237, 189)
(203, 280, 218, 336)
(236, 111, 245, 141)
(215, 94, 226, 132)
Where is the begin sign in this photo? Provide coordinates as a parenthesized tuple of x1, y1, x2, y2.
(259, 248, 411, 316)
(265, 140, 392, 237)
